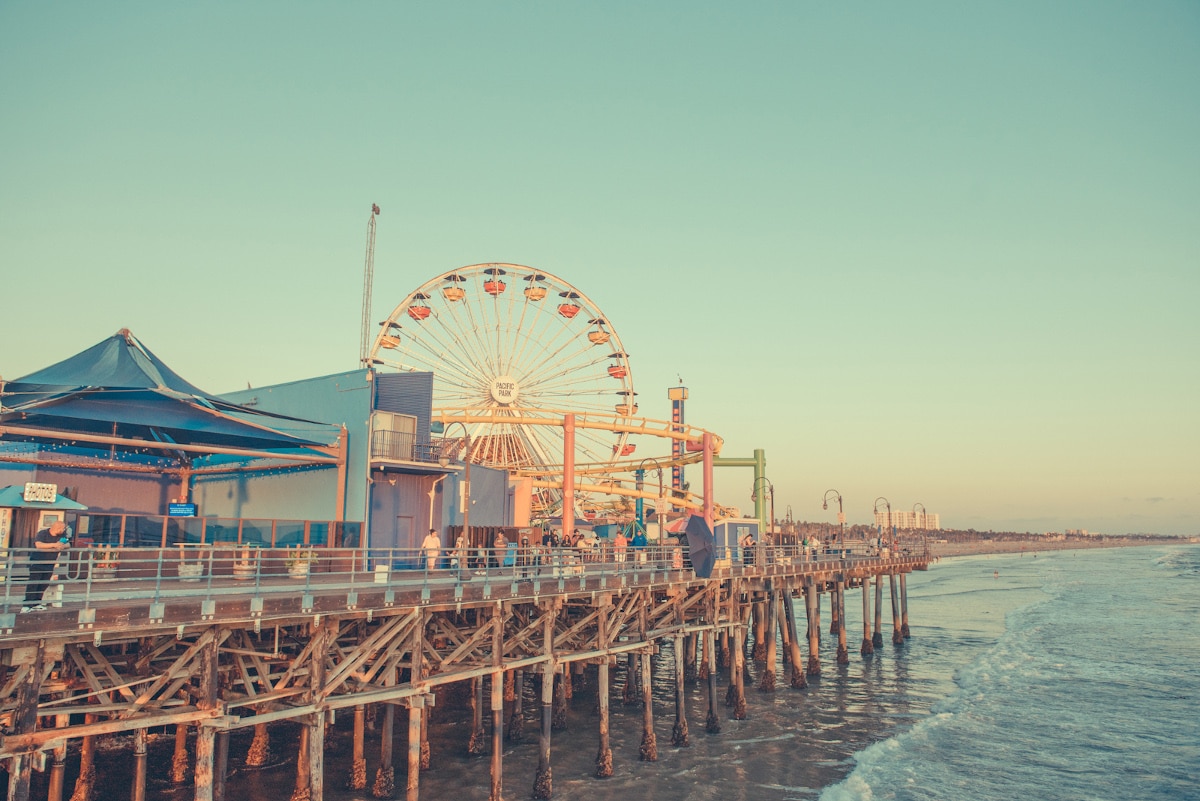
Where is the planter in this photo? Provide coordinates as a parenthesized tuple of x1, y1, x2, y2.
(288, 562, 312, 580)
(178, 563, 204, 582)
(91, 565, 118, 582)
(232, 562, 256, 581)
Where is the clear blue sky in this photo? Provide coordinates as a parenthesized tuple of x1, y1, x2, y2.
(2, 2, 1197, 535)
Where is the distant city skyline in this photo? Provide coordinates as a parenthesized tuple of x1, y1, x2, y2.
(1, 3, 1196, 535)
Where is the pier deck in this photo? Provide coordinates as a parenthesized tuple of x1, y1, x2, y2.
(0, 541, 928, 800)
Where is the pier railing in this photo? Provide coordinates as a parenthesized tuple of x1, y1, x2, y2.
(0, 535, 927, 624)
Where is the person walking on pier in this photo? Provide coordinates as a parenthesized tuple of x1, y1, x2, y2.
(22, 520, 71, 612)
(421, 528, 441, 572)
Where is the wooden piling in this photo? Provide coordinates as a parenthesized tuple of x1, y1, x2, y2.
(830, 580, 841, 636)
(552, 671, 568, 731)
(752, 601, 767, 663)
(215, 731, 230, 801)
(705, 630, 720, 733)
(873, 572, 885, 649)
(246, 721, 271, 768)
(759, 585, 777, 692)
(835, 579, 850, 665)
(890, 572, 903, 645)
(595, 658, 613, 777)
(168, 722, 189, 785)
(900, 572, 911, 638)
(639, 649, 658, 760)
(861, 577, 874, 656)
(69, 714, 97, 801)
(406, 698, 423, 801)
(48, 712, 68, 801)
(350, 705, 368, 790)
(196, 633, 220, 801)
(805, 581, 821, 676)
(533, 609, 555, 800)
(506, 669, 525, 743)
(622, 653, 639, 706)
(782, 583, 807, 689)
(8, 640, 44, 801)
(671, 635, 690, 746)
(732, 623, 748, 719)
(372, 699, 396, 798)
(490, 670, 505, 800)
(131, 727, 147, 801)
(468, 677, 487, 755)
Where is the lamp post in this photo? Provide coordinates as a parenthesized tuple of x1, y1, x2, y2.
(822, 489, 844, 545)
(873, 496, 892, 546)
(438, 422, 472, 545)
(912, 502, 926, 531)
(635, 457, 665, 533)
(751, 476, 774, 542)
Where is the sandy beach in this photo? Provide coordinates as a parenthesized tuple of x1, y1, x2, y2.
(928, 537, 1171, 559)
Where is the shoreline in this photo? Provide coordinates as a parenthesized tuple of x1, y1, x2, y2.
(928, 537, 1173, 559)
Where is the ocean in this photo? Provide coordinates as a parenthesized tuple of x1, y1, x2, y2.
(63, 545, 1200, 800)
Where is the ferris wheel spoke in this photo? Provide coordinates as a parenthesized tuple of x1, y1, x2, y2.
(512, 320, 599, 390)
(371, 264, 636, 501)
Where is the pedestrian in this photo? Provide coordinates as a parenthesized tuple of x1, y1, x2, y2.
(420, 528, 441, 571)
(451, 532, 468, 576)
(491, 531, 508, 569)
(23, 520, 71, 612)
(613, 529, 628, 567)
(741, 532, 755, 566)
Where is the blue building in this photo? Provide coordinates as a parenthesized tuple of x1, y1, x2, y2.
(213, 369, 520, 551)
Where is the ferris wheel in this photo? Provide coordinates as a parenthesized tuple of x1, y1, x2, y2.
(369, 264, 637, 484)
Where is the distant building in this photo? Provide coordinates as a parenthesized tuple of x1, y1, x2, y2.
(874, 509, 941, 531)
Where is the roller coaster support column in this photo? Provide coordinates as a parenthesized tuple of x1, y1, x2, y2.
(703, 432, 715, 524)
(635, 469, 645, 529)
(712, 449, 767, 533)
(563, 414, 575, 532)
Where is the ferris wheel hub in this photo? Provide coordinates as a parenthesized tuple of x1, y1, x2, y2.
(488, 375, 520, 406)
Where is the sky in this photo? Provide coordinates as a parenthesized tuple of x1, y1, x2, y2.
(2, 2, 1197, 536)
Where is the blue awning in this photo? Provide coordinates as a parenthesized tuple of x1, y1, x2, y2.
(0, 486, 89, 510)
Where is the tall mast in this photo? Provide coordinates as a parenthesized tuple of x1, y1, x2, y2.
(358, 203, 381, 365)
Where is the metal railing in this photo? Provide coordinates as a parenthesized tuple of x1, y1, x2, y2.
(0, 536, 929, 621)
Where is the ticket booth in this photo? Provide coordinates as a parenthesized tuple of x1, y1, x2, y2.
(0, 482, 88, 554)
(712, 517, 760, 568)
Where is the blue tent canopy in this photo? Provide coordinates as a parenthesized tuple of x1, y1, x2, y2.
(1, 329, 342, 454)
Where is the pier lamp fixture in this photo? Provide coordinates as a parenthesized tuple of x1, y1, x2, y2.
(873, 497, 893, 542)
(437, 421, 473, 541)
(752, 476, 775, 540)
(636, 457, 666, 531)
(823, 489, 845, 543)
(912, 502, 926, 531)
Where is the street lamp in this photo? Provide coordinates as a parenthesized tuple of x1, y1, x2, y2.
(912, 502, 926, 531)
(752, 476, 774, 542)
(873, 496, 892, 545)
(636, 457, 665, 533)
(437, 421, 472, 543)
(822, 489, 844, 544)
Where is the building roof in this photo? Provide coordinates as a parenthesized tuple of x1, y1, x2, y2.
(1, 329, 342, 458)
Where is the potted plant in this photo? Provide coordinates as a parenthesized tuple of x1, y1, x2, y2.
(91, 546, 119, 582)
(177, 545, 204, 581)
(286, 546, 318, 579)
(232, 545, 258, 580)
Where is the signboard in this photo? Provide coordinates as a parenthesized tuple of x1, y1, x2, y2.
(168, 503, 198, 517)
(23, 483, 58, 503)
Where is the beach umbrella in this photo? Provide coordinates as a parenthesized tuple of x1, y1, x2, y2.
(684, 514, 716, 578)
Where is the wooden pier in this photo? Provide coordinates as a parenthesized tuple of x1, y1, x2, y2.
(0, 542, 927, 801)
